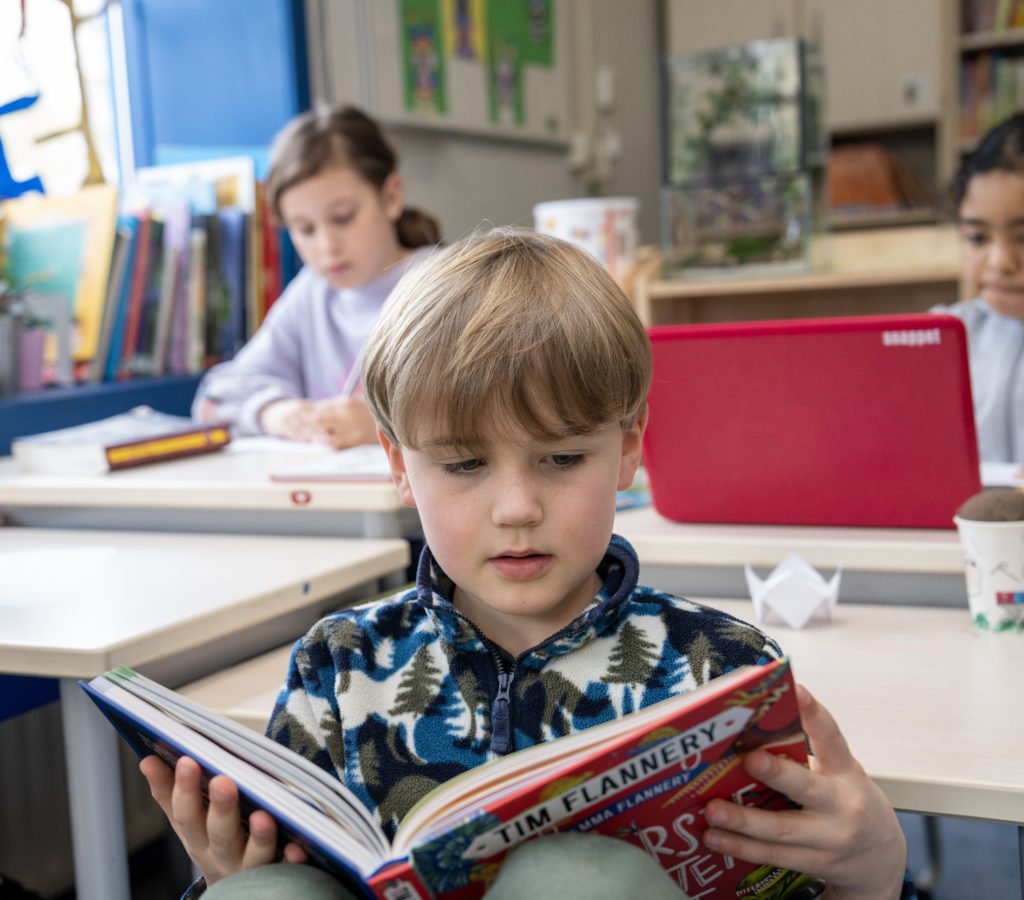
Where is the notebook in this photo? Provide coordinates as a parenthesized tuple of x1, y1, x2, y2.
(643, 313, 982, 529)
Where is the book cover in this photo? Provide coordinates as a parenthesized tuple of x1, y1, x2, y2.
(216, 208, 248, 360)
(102, 215, 141, 382)
(11, 405, 231, 475)
(1, 184, 120, 365)
(151, 204, 192, 376)
(131, 216, 167, 377)
(117, 212, 154, 380)
(185, 218, 209, 374)
(81, 658, 818, 900)
(259, 181, 283, 318)
(86, 226, 134, 384)
(3, 219, 86, 387)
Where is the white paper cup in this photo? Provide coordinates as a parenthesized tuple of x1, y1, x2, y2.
(953, 516, 1024, 632)
(533, 197, 639, 280)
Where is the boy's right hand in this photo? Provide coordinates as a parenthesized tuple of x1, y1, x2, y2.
(139, 755, 308, 885)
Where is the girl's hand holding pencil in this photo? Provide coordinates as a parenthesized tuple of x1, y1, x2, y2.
(259, 395, 379, 448)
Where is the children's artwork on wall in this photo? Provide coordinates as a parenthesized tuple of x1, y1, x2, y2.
(401, 0, 447, 115)
(444, 0, 484, 62)
(348, 0, 570, 145)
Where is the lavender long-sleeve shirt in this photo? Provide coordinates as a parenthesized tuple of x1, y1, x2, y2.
(192, 246, 434, 435)
(933, 297, 1024, 462)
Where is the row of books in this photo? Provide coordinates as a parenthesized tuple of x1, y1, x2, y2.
(0, 157, 289, 395)
(963, 0, 1024, 33)
(959, 50, 1024, 144)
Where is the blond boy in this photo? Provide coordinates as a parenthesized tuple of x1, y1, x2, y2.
(143, 228, 912, 900)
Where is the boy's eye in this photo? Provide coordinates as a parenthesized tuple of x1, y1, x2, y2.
(547, 454, 584, 469)
(441, 458, 484, 475)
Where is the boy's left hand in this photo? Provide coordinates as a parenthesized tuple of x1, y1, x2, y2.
(702, 684, 907, 900)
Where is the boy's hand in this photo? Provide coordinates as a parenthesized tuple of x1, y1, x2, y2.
(702, 685, 907, 900)
(139, 755, 308, 885)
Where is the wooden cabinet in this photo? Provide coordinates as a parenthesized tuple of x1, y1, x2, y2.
(628, 226, 962, 327)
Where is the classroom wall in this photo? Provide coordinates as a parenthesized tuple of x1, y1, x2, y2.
(307, 0, 663, 245)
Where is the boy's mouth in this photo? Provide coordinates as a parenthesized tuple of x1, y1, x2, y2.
(488, 552, 551, 579)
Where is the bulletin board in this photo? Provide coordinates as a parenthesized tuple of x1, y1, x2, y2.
(358, 0, 573, 145)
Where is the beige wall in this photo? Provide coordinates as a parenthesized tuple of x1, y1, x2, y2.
(305, 0, 663, 244)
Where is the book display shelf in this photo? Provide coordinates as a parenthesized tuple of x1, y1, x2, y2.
(0, 374, 200, 456)
(958, 0, 1024, 153)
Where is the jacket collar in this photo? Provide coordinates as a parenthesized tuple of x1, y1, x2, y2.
(412, 534, 641, 654)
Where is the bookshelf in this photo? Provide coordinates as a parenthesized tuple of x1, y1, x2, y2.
(958, 3, 1024, 153)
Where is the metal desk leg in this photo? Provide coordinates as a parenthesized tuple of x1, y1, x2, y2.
(1018, 824, 1023, 899)
(59, 678, 131, 900)
(362, 511, 412, 590)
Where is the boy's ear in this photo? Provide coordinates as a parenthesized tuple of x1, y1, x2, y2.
(382, 173, 404, 222)
(617, 406, 648, 492)
(377, 428, 417, 508)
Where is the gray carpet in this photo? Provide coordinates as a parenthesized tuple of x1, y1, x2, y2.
(900, 812, 1021, 899)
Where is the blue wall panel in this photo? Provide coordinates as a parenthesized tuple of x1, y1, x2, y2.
(121, 0, 310, 169)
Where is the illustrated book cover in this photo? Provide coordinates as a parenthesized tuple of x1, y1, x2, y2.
(12, 405, 230, 475)
(81, 658, 821, 900)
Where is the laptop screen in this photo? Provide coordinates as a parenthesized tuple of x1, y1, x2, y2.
(643, 314, 981, 529)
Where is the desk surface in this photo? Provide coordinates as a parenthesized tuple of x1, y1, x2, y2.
(615, 506, 964, 573)
(0, 527, 409, 678)
(0, 443, 405, 512)
(700, 599, 1024, 826)
(0, 442, 418, 538)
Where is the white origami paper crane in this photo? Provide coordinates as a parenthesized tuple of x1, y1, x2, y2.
(744, 553, 841, 630)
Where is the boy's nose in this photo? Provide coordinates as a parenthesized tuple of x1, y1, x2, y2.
(491, 476, 543, 528)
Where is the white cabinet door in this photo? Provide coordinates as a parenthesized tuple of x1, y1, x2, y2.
(664, 0, 798, 55)
(807, 0, 951, 130)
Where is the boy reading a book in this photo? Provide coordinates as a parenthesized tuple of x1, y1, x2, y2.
(142, 228, 913, 899)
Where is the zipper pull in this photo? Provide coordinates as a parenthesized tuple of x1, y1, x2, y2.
(491, 670, 514, 755)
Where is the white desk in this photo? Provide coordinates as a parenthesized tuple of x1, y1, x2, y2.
(0, 442, 419, 540)
(0, 526, 409, 900)
(615, 506, 967, 607)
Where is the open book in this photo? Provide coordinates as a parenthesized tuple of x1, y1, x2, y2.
(82, 658, 821, 900)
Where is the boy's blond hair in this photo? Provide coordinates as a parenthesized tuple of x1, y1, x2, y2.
(363, 226, 651, 449)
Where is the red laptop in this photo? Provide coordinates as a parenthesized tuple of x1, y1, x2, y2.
(643, 313, 981, 529)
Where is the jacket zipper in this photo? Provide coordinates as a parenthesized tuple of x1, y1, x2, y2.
(491, 667, 514, 755)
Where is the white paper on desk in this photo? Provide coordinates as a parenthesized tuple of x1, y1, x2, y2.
(744, 553, 840, 630)
(226, 436, 330, 455)
(269, 443, 393, 482)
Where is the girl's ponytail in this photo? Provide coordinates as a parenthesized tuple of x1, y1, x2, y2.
(396, 206, 442, 248)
